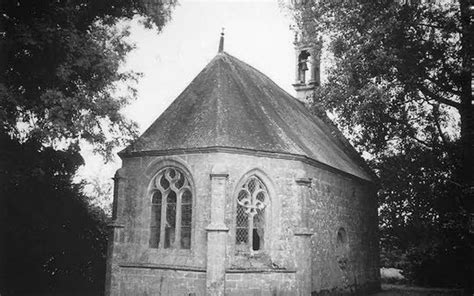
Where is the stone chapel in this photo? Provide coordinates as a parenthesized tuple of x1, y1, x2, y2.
(104, 32, 380, 296)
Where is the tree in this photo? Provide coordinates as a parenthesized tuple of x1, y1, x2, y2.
(376, 144, 466, 287)
(85, 174, 114, 216)
(0, 0, 176, 158)
(0, 0, 176, 294)
(287, 0, 472, 291)
(0, 133, 109, 294)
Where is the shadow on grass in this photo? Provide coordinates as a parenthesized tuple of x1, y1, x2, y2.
(9, 292, 103, 296)
(370, 284, 463, 296)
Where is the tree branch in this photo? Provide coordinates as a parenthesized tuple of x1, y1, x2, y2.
(418, 84, 461, 109)
(407, 134, 432, 148)
(425, 77, 461, 96)
(418, 22, 461, 33)
(432, 103, 450, 149)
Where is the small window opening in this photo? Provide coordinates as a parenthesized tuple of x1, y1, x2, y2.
(336, 227, 348, 270)
(298, 50, 311, 84)
(337, 227, 347, 247)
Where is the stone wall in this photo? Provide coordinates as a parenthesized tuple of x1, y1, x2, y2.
(105, 151, 379, 296)
(114, 266, 206, 296)
(225, 271, 297, 296)
(303, 163, 380, 295)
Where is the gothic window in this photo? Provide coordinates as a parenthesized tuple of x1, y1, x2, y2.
(235, 176, 269, 252)
(149, 167, 192, 249)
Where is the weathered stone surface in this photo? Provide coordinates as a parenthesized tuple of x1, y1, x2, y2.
(105, 152, 379, 296)
(206, 172, 229, 296)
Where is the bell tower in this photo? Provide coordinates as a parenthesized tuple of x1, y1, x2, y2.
(292, 29, 323, 105)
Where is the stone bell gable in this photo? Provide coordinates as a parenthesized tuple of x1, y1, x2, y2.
(104, 36, 380, 296)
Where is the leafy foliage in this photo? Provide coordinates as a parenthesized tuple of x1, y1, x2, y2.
(85, 174, 114, 216)
(0, 133, 108, 294)
(0, 0, 177, 158)
(292, 1, 463, 156)
(376, 144, 468, 287)
(288, 0, 472, 289)
(0, 0, 176, 294)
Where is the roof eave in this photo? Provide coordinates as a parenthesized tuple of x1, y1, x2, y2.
(118, 146, 376, 184)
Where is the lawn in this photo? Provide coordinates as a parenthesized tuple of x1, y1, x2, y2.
(371, 284, 463, 296)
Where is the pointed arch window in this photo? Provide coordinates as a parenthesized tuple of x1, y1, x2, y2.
(235, 176, 269, 252)
(149, 167, 192, 249)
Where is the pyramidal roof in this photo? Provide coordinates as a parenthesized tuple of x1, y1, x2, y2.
(121, 51, 374, 182)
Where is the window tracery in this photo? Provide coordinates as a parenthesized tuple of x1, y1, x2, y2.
(149, 167, 192, 249)
(235, 176, 269, 252)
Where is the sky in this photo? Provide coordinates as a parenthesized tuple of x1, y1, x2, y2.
(76, 0, 297, 202)
(122, 0, 295, 131)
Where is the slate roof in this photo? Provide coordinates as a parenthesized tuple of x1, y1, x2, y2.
(121, 52, 374, 182)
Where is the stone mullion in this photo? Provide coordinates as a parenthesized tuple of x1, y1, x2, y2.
(159, 189, 168, 249)
(175, 189, 182, 249)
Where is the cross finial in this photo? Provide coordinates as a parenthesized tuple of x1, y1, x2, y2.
(218, 28, 225, 53)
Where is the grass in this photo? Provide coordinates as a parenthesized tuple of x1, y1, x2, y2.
(371, 284, 463, 296)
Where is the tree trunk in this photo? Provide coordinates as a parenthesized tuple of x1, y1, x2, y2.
(459, 0, 473, 294)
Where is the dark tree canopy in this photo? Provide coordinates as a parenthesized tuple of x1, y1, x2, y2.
(289, 0, 468, 157)
(0, 1, 176, 294)
(0, 134, 109, 294)
(0, 0, 176, 158)
(287, 0, 472, 290)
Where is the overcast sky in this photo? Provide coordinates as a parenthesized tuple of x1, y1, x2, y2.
(76, 0, 297, 197)
(122, 0, 295, 131)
